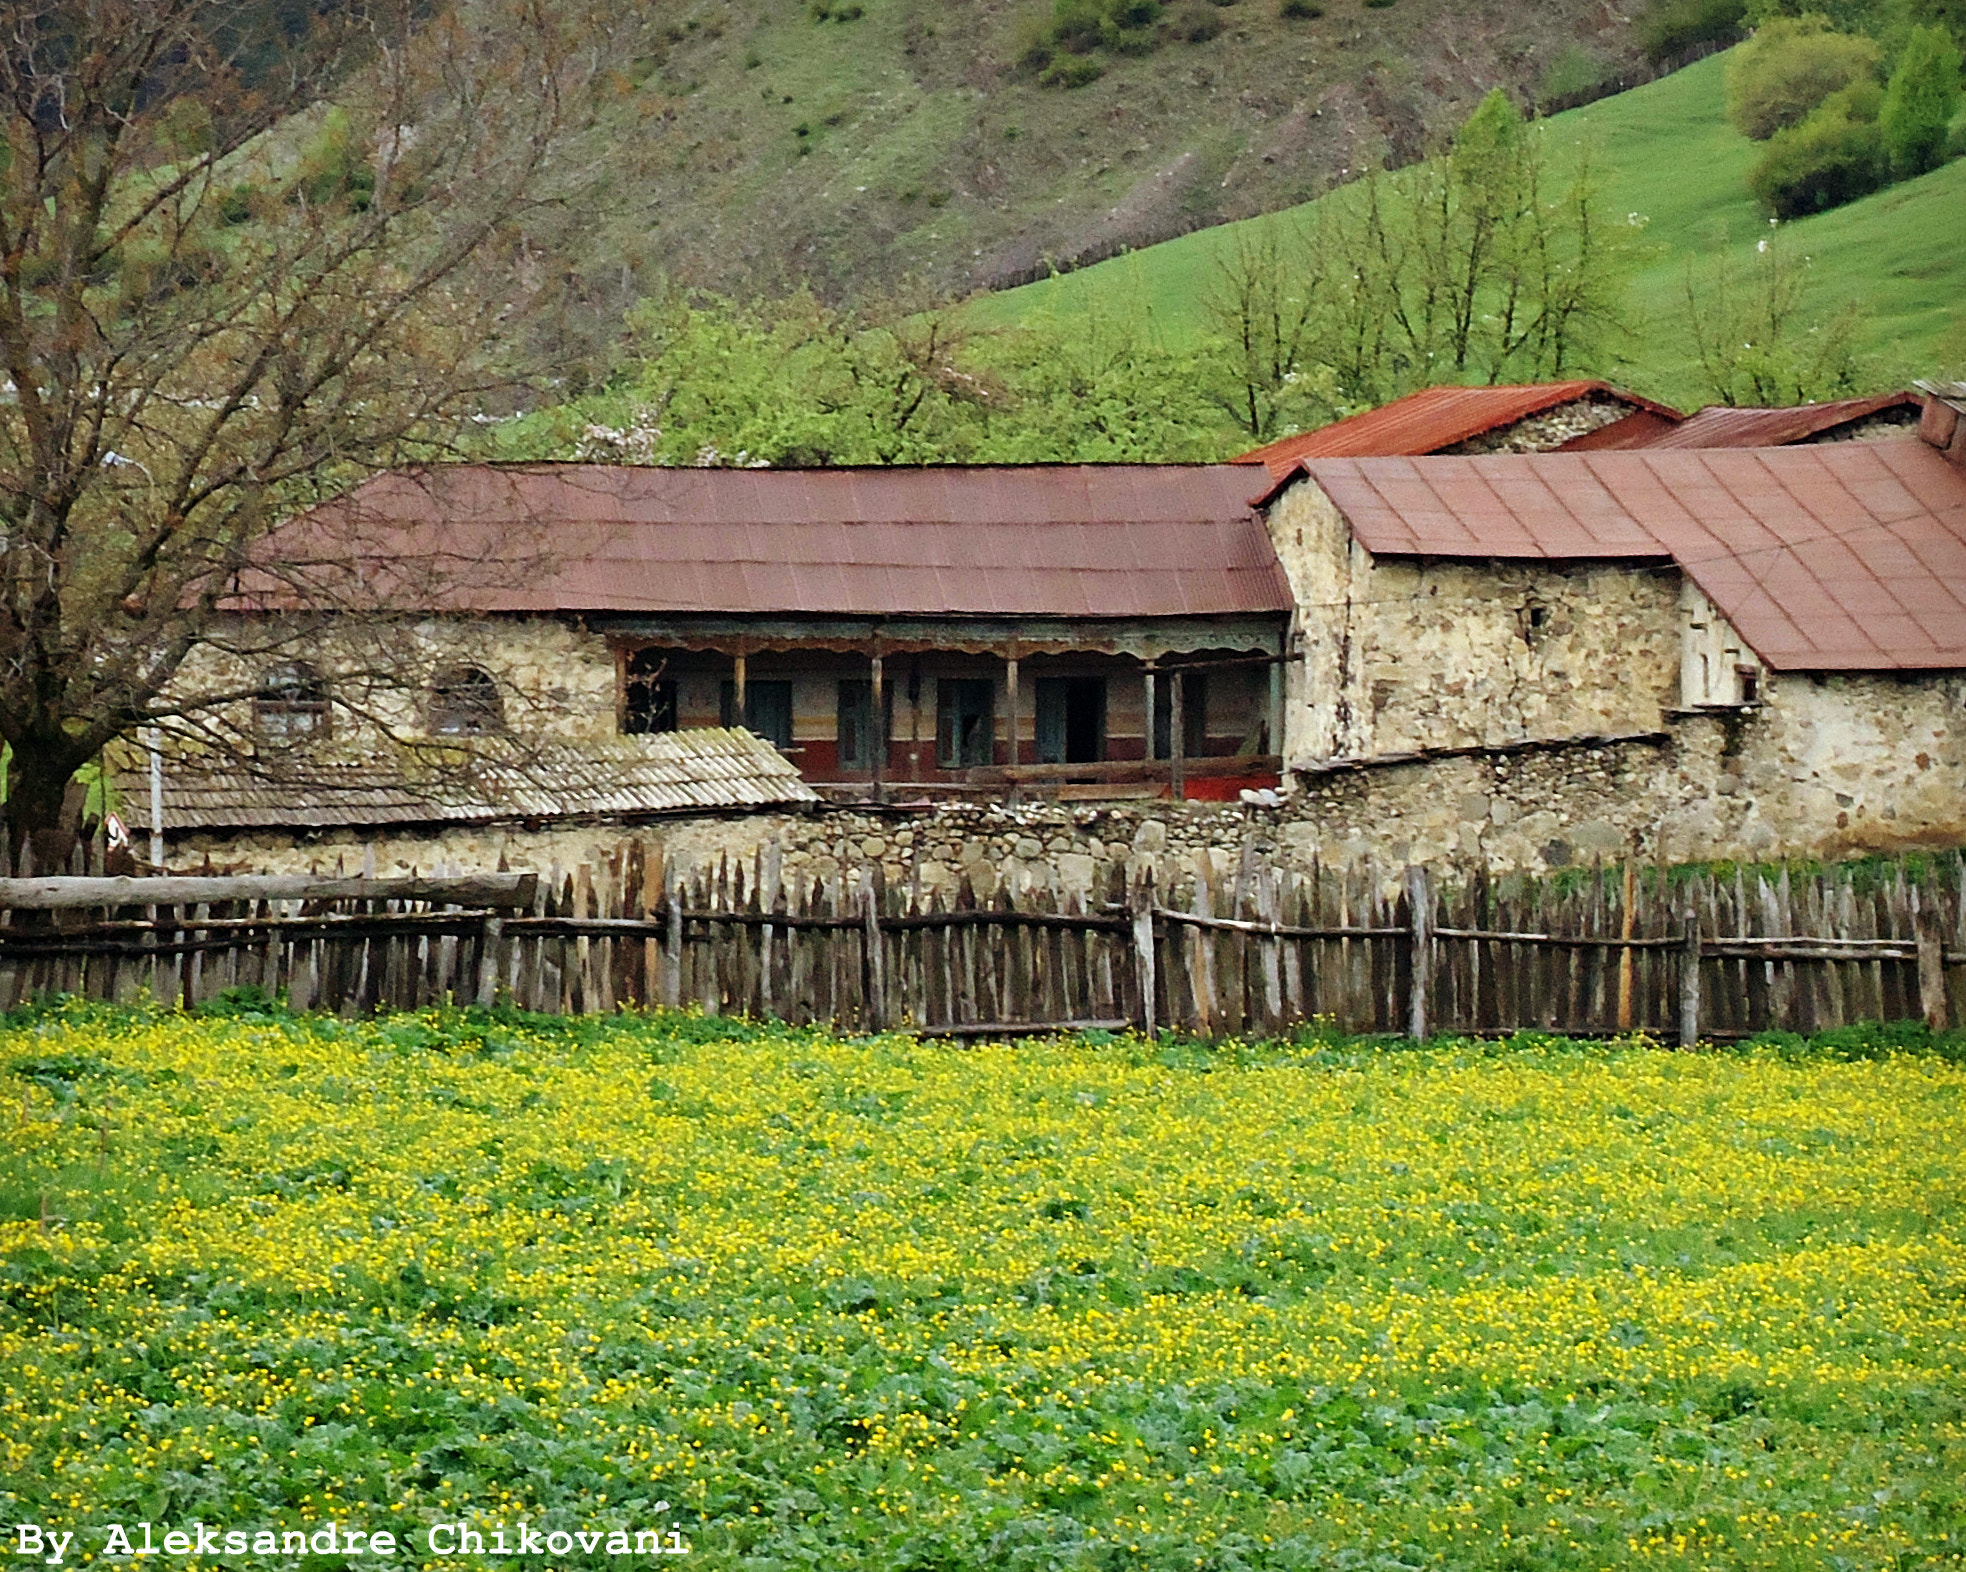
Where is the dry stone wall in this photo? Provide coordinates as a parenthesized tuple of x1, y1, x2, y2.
(167, 670, 1966, 896)
(1438, 394, 1640, 455)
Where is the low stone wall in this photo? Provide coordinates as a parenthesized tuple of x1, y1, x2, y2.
(162, 673, 1966, 898)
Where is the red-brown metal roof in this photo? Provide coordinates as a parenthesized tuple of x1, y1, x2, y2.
(1625, 391, 1924, 450)
(1294, 440, 1966, 671)
(1231, 382, 1684, 473)
(277, 463, 1292, 619)
(1556, 409, 1681, 452)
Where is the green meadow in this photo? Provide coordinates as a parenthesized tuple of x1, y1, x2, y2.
(969, 51, 1966, 408)
(5, 1002, 1964, 1568)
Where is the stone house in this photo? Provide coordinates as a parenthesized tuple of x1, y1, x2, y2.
(197, 463, 1293, 804)
(1256, 389, 1966, 863)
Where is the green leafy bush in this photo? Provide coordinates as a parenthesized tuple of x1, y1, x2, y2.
(1279, 0, 1323, 14)
(1747, 0, 1897, 28)
(1915, 0, 1966, 44)
(1748, 94, 1886, 215)
(1639, 0, 1747, 63)
(1726, 16, 1883, 139)
(1040, 52, 1106, 85)
(1881, 24, 1965, 176)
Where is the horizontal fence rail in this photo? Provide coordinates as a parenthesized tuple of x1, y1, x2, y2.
(0, 845, 1959, 1037)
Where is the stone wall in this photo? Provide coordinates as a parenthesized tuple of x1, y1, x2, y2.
(1439, 393, 1641, 455)
(186, 615, 620, 745)
(165, 668, 1966, 893)
(1269, 480, 1681, 767)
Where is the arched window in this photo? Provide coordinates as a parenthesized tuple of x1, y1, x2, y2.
(429, 665, 505, 736)
(255, 661, 330, 740)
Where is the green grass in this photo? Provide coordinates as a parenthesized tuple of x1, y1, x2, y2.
(4, 1001, 1964, 1568)
(967, 49, 1966, 407)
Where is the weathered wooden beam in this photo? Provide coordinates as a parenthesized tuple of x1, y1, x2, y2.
(970, 754, 1282, 786)
(1155, 907, 1402, 940)
(0, 873, 538, 911)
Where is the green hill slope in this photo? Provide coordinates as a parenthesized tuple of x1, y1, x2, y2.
(966, 50, 1966, 404)
(542, 0, 1637, 316)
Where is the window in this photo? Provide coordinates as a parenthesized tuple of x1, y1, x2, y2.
(622, 648, 678, 734)
(255, 661, 330, 740)
(836, 680, 891, 772)
(1035, 677, 1105, 765)
(1152, 672, 1207, 759)
(936, 678, 994, 769)
(430, 665, 505, 736)
(720, 679, 794, 750)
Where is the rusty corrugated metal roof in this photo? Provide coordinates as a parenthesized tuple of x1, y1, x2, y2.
(120, 730, 818, 833)
(1295, 440, 1966, 672)
(272, 464, 1293, 619)
(1556, 409, 1682, 452)
(1231, 383, 1684, 473)
(1632, 392, 1924, 450)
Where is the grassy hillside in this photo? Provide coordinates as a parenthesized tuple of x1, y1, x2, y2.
(539, 0, 1637, 318)
(967, 49, 1966, 406)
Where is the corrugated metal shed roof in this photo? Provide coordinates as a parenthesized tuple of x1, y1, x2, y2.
(1294, 440, 1966, 672)
(1230, 383, 1683, 473)
(1557, 409, 1682, 452)
(1633, 391, 1923, 450)
(120, 730, 818, 833)
(272, 464, 1292, 619)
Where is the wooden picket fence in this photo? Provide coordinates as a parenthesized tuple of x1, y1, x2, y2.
(0, 845, 1961, 1040)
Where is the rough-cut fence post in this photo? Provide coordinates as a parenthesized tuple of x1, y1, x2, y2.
(1679, 910, 1702, 1048)
(475, 918, 504, 1008)
(1131, 867, 1157, 1038)
(1406, 865, 1432, 1042)
(1917, 899, 1949, 1032)
(1617, 860, 1636, 1033)
(664, 873, 683, 1009)
(861, 869, 887, 1032)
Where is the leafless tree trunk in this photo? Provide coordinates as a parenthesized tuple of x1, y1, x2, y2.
(0, 0, 616, 863)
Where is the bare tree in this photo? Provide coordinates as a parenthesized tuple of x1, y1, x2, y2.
(0, 0, 613, 864)
(1199, 222, 1333, 443)
(1679, 233, 1868, 407)
(1198, 92, 1637, 423)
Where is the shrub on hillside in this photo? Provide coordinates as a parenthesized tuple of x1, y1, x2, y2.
(1041, 53, 1106, 85)
(1279, 0, 1323, 15)
(1746, 0, 1897, 31)
(1639, 0, 1747, 63)
(1747, 95, 1885, 215)
(1173, 3, 1226, 39)
(1915, 0, 1966, 45)
(1881, 24, 1965, 175)
(1726, 17, 1882, 139)
(1043, 0, 1163, 61)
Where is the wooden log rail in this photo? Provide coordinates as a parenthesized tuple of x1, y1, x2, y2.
(0, 873, 538, 909)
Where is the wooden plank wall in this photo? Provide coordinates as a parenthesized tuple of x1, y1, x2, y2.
(0, 840, 1960, 1037)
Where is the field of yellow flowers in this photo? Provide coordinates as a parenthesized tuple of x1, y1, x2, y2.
(3, 1000, 1963, 1569)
